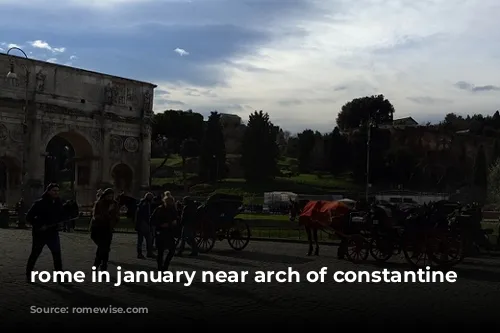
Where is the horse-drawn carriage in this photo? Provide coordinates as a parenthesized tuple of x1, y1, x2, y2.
(290, 197, 490, 268)
(362, 200, 489, 268)
(194, 193, 251, 253)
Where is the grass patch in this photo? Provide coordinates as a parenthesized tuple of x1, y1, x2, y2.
(151, 155, 183, 168)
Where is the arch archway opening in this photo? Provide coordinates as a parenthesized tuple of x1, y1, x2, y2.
(111, 163, 133, 193)
(44, 131, 93, 196)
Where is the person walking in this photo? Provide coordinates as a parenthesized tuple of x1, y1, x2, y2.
(25, 183, 65, 282)
(135, 192, 156, 259)
(90, 188, 120, 271)
(177, 196, 198, 256)
(151, 191, 178, 271)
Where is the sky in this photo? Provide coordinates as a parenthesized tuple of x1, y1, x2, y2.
(1, 0, 500, 133)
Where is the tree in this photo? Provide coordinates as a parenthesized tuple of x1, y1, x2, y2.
(328, 127, 348, 175)
(336, 94, 395, 131)
(473, 145, 488, 202)
(152, 109, 204, 153)
(180, 138, 200, 192)
(488, 159, 500, 205)
(241, 111, 279, 181)
(199, 112, 226, 182)
(473, 145, 487, 187)
(297, 129, 315, 172)
(492, 140, 500, 166)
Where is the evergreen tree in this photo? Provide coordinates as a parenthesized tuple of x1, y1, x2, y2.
(297, 129, 315, 173)
(199, 112, 226, 182)
(241, 111, 279, 181)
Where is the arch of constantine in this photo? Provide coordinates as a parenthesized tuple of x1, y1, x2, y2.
(0, 53, 156, 206)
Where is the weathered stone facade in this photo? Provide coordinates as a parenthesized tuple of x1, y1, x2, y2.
(0, 54, 156, 206)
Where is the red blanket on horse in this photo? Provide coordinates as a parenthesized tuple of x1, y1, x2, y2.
(298, 200, 351, 229)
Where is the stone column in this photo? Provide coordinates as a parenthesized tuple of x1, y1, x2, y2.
(141, 124, 151, 188)
(26, 119, 44, 203)
(27, 118, 43, 181)
(101, 124, 112, 184)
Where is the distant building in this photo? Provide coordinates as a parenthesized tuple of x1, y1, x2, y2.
(219, 113, 245, 154)
(392, 117, 418, 128)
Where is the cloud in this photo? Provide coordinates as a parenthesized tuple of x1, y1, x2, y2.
(1, 42, 22, 49)
(1, 0, 500, 132)
(407, 96, 453, 105)
(163, 100, 186, 106)
(454, 81, 500, 92)
(69, 55, 77, 60)
(46, 58, 57, 63)
(174, 48, 189, 56)
(29, 40, 65, 53)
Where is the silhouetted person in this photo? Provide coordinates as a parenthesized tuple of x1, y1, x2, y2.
(62, 199, 79, 232)
(151, 194, 162, 249)
(90, 188, 120, 270)
(25, 183, 65, 282)
(151, 191, 178, 271)
(177, 196, 198, 256)
(15, 197, 26, 228)
(135, 192, 156, 259)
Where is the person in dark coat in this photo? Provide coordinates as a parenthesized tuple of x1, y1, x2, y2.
(90, 188, 120, 270)
(150, 191, 178, 271)
(177, 196, 198, 256)
(25, 183, 65, 282)
(135, 192, 156, 259)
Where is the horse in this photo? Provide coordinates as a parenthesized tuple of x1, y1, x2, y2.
(289, 199, 354, 257)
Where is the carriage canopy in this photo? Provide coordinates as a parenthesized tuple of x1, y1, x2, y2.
(202, 193, 244, 220)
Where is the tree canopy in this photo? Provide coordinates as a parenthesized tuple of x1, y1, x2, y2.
(336, 94, 395, 130)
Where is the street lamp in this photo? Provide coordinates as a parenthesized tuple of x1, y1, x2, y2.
(5, 47, 30, 207)
(361, 114, 377, 202)
(213, 154, 219, 184)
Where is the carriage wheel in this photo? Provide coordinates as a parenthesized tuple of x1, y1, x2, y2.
(369, 234, 394, 262)
(402, 232, 437, 268)
(346, 234, 369, 263)
(430, 232, 464, 267)
(227, 218, 250, 251)
(195, 222, 216, 253)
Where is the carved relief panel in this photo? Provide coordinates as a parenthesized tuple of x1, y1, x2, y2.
(36, 69, 46, 92)
(124, 137, 139, 153)
(0, 123, 25, 157)
(143, 90, 152, 114)
(112, 83, 126, 106)
(109, 135, 123, 155)
(109, 135, 141, 159)
(104, 82, 139, 109)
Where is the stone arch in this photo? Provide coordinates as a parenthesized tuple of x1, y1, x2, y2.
(111, 163, 134, 193)
(44, 131, 94, 193)
(0, 155, 21, 205)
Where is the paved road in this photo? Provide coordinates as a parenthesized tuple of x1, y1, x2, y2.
(1, 229, 500, 328)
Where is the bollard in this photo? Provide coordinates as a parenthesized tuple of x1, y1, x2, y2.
(0, 208, 9, 228)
